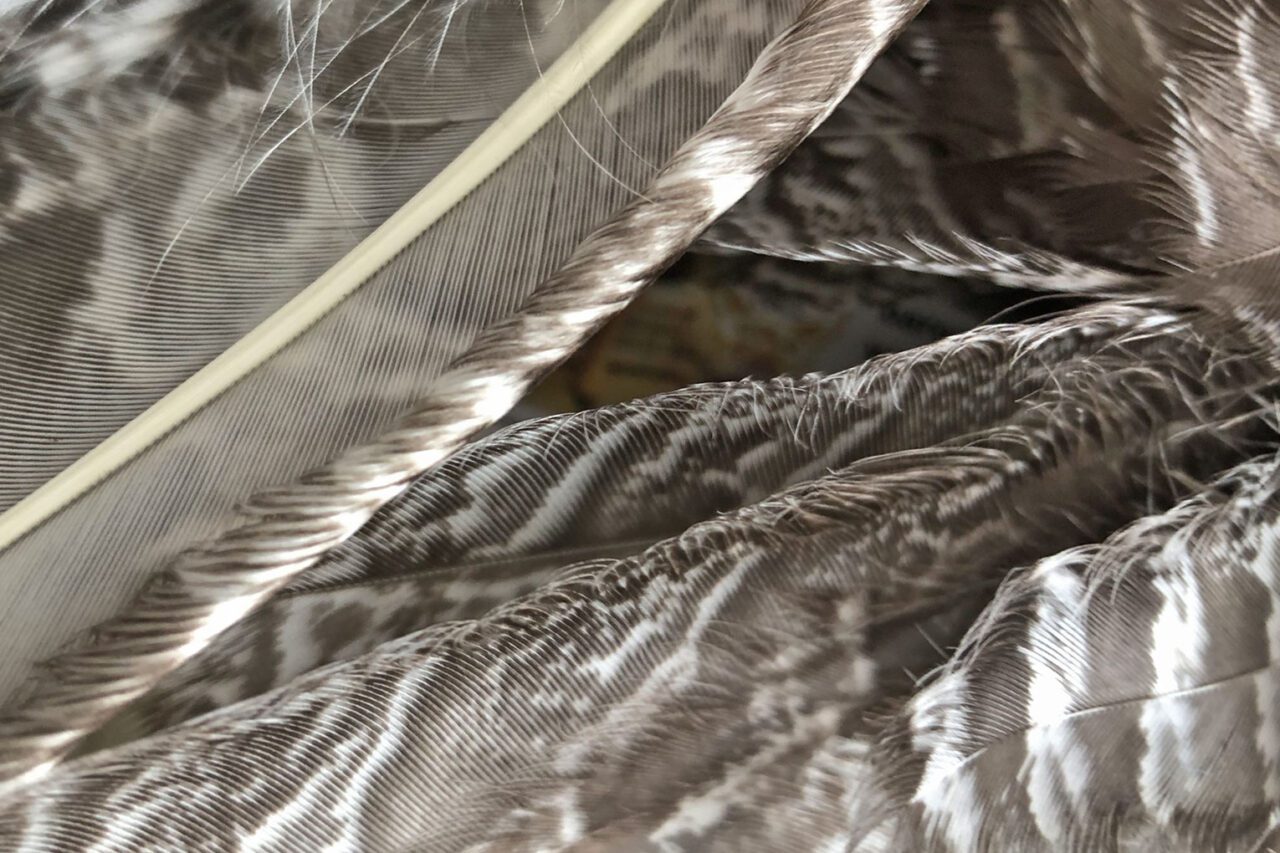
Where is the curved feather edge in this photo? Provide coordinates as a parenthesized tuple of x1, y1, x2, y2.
(702, 0, 1162, 287)
(880, 450, 1280, 852)
(105, 302, 1259, 744)
(706, 0, 1280, 318)
(0, 0, 805, 723)
(0, 0, 619, 522)
(1, 302, 1272, 849)
(96, 303, 1225, 742)
(0, 0, 642, 547)
(0, 0, 930, 791)
(1044, 0, 1280, 370)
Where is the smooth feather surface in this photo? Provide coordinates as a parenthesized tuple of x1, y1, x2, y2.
(0, 0, 612, 509)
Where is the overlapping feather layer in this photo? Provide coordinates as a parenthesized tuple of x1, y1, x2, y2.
(3, 0, 1280, 850)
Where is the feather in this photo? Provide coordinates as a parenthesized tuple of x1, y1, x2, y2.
(703, 0, 1280, 303)
(882, 450, 1280, 852)
(100, 301, 1230, 744)
(822, 2, 1280, 846)
(5, 0, 1280, 846)
(0, 0, 928, 787)
(0, 0, 617, 522)
(702, 0, 1165, 286)
(1, 300, 1270, 849)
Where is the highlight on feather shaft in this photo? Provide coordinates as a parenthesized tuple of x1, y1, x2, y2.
(94, 303, 1267, 748)
(6, 0, 1280, 847)
(0, 0, 931, 788)
(0, 0, 668, 555)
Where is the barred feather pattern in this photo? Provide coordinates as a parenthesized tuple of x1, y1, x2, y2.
(110, 303, 1228, 740)
(702, 0, 1163, 286)
(3, 302, 1276, 849)
(5, 0, 1280, 848)
(705, 0, 1280, 305)
(884, 450, 1280, 852)
(0, 0, 930, 789)
(0, 0, 808, 722)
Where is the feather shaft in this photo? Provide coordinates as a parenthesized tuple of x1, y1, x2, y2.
(0, 0, 669, 555)
(0, 0, 929, 789)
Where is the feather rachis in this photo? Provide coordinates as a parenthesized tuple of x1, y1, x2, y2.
(0, 0, 669, 555)
(882, 450, 1280, 852)
(5, 0, 1280, 845)
(0, 0, 930, 788)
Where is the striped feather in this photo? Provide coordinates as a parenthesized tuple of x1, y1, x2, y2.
(884, 451, 1280, 851)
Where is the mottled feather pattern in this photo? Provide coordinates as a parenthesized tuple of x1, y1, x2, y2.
(0, 0, 930, 789)
(884, 452, 1280, 851)
(705, 0, 1280, 299)
(703, 0, 1164, 286)
(3, 0, 1280, 848)
(120, 304, 1220, 736)
(7, 302, 1278, 849)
